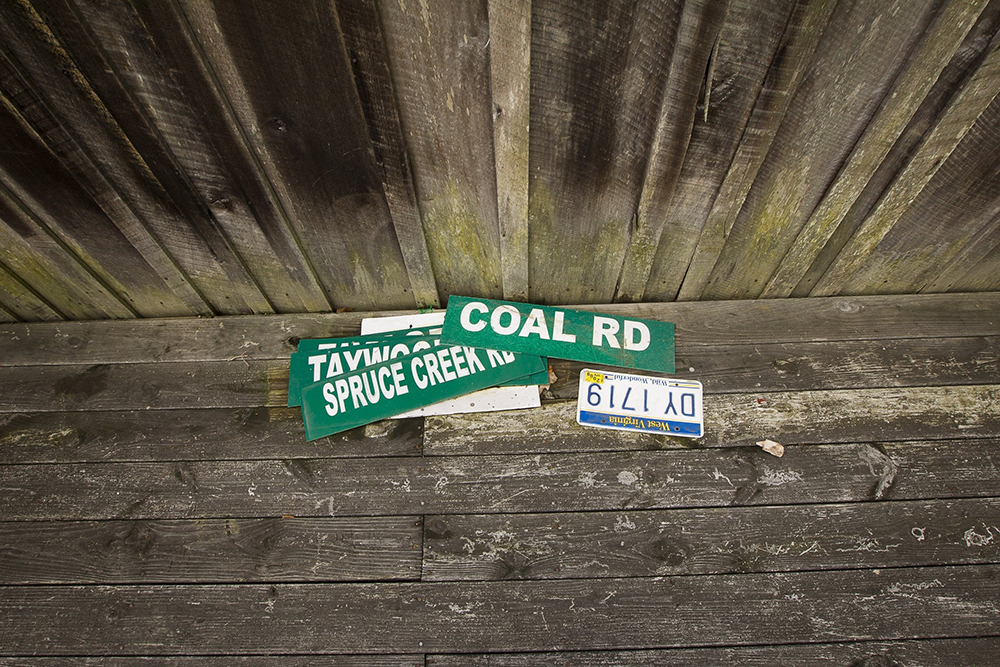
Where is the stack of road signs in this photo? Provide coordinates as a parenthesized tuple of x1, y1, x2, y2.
(291, 297, 703, 441)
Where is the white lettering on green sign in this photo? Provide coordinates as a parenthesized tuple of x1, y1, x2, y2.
(300, 344, 545, 441)
(441, 296, 674, 373)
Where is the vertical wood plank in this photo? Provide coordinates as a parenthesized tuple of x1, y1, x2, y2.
(830, 95, 1000, 295)
(335, 0, 440, 309)
(0, 52, 210, 317)
(379, 0, 503, 303)
(528, 0, 682, 304)
(62, 0, 330, 314)
(0, 2, 264, 316)
(701, 0, 938, 301)
(0, 302, 15, 322)
(489, 0, 531, 302)
(675, 0, 836, 301)
(0, 181, 134, 320)
(940, 235, 1000, 291)
(614, 0, 729, 302)
(763, 0, 991, 297)
(0, 88, 196, 317)
(924, 210, 1000, 292)
(168, 0, 415, 311)
(29, 0, 275, 316)
(638, 0, 795, 302)
(0, 260, 62, 321)
(789, 0, 1000, 297)
(812, 32, 1000, 296)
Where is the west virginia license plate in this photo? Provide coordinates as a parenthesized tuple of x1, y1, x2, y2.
(576, 369, 703, 438)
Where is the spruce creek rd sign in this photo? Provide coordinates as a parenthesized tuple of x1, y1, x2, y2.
(288, 328, 548, 408)
(441, 296, 675, 373)
(300, 343, 546, 440)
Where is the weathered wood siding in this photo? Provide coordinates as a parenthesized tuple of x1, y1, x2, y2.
(0, 292, 997, 662)
(1, 0, 999, 319)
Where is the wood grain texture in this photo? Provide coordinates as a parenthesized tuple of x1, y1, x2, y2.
(763, 0, 990, 298)
(0, 45, 208, 318)
(548, 335, 1000, 395)
(379, 0, 502, 303)
(790, 0, 1000, 298)
(63, 0, 331, 314)
(0, 408, 422, 464)
(944, 228, 1000, 292)
(0, 3, 251, 315)
(0, 659, 423, 667)
(489, 0, 531, 302)
(675, 0, 837, 301)
(614, 0, 729, 302)
(174, 0, 414, 311)
(336, 0, 440, 310)
(702, 0, 938, 301)
(427, 638, 1000, 667)
(0, 89, 194, 318)
(0, 517, 421, 584)
(423, 498, 1000, 580)
(0, 259, 63, 321)
(0, 179, 133, 320)
(0, 566, 997, 654)
(528, 0, 681, 304)
(1, 293, 995, 366)
(4, 441, 999, 520)
(828, 91, 1000, 295)
(29, 0, 277, 316)
(2, 334, 994, 413)
(424, 386, 1000, 455)
(814, 28, 1000, 296)
(0, 359, 289, 412)
(641, 0, 794, 302)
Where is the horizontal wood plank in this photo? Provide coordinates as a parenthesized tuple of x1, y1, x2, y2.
(427, 637, 1000, 666)
(0, 566, 996, 653)
(0, 360, 287, 412)
(2, 336, 996, 413)
(0, 659, 421, 667)
(0, 517, 421, 584)
(425, 385, 1000, 455)
(422, 498, 1000, 581)
(0, 293, 996, 366)
(0, 409, 422, 464)
(3, 441, 998, 520)
(550, 335, 1000, 396)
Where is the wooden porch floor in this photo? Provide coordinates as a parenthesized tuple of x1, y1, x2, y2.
(1, 293, 998, 664)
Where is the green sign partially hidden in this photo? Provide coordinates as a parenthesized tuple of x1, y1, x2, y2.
(289, 331, 548, 407)
(441, 296, 675, 373)
(300, 343, 546, 441)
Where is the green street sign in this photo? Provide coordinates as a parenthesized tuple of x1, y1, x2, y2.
(441, 296, 675, 373)
(300, 344, 546, 440)
(289, 331, 548, 407)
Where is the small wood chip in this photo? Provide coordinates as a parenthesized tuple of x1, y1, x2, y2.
(756, 439, 785, 457)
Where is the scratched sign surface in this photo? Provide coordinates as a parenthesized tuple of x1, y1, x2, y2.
(576, 369, 703, 438)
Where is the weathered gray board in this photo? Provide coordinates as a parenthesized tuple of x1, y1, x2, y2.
(0, 293, 997, 662)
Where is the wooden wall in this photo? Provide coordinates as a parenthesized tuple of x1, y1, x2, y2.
(1, 0, 1000, 322)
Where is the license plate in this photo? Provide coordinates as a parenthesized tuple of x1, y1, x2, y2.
(576, 369, 703, 438)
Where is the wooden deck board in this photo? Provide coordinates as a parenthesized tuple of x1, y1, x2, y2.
(1, 566, 998, 654)
(4, 441, 1000, 521)
(1, 292, 997, 366)
(0, 294, 997, 660)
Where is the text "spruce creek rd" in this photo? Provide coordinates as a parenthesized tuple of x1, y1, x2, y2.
(299, 341, 546, 441)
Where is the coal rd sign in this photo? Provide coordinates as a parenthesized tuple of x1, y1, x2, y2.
(441, 296, 675, 373)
